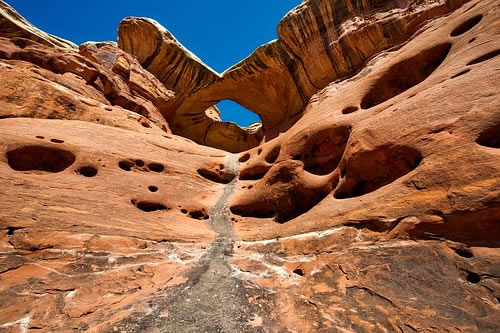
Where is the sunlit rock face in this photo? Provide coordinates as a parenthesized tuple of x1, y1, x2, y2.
(0, 0, 500, 332)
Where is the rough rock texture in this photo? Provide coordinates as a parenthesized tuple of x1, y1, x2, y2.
(118, 0, 473, 152)
(1, 0, 500, 332)
(0, 0, 76, 49)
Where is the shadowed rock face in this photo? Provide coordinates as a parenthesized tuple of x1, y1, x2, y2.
(118, 0, 471, 152)
(1, 0, 500, 332)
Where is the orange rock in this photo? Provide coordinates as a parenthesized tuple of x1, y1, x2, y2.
(0, 0, 499, 332)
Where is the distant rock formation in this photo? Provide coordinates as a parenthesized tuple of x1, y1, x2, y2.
(0, 0, 499, 332)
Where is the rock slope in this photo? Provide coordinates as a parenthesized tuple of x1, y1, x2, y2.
(0, 0, 499, 332)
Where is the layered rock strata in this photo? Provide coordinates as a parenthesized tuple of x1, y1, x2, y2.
(118, 0, 473, 152)
(0, 0, 76, 49)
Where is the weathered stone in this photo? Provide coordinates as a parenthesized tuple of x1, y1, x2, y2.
(0, 0, 499, 332)
(0, 0, 76, 49)
(118, 0, 472, 152)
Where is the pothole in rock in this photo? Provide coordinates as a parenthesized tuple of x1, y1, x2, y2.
(453, 247, 474, 258)
(119, 160, 134, 171)
(476, 121, 500, 148)
(467, 49, 500, 66)
(189, 210, 209, 220)
(360, 43, 451, 109)
(334, 145, 423, 199)
(298, 125, 352, 176)
(342, 106, 359, 115)
(450, 15, 482, 37)
(466, 271, 481, 284)
(77, 166, 98, 177)
(239, 164, 271, 181)
(264, 146, 281, 164)
(197, 167, 235, 184)
(180, 207, 209, 220)
(131, 199, 169, 212)
(7, 145, 76, 173)
(230, 206, 275, 219)
(238, 153, 250, 163)
(231, 125, 351, 223)
(148, 163, 164, 172)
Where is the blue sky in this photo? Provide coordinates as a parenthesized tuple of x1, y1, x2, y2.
(8, 0, 301, 127)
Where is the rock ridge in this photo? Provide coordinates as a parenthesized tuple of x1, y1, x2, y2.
(0, 0, 499, 332)
(118, 0, 471, 152)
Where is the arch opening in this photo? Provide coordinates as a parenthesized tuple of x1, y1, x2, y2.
(216, 100, 261, 128)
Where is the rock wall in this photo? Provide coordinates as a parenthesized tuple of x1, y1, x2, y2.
(118, 0, 472, 151)
(0, 0, 499, 332)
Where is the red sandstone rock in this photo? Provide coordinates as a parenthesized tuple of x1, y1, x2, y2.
(0, 0, 499, 332)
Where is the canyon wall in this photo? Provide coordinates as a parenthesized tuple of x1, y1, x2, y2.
(0, 0, 499, 332)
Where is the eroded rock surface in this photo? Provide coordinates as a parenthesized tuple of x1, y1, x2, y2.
(1, 0, 499, 332)
(118, 0, 473, 152)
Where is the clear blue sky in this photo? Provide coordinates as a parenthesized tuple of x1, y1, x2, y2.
(7, 0, 301, 127)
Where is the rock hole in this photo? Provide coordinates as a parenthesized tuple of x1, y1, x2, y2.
(265, 146, 281, 164)
(342, 106, 359, 114)
(141, 121, 151, 128)
(476, 122, 500, 148)
(6, 226, 24, 236)
(198, 168, 234, 184)
(468, 38, 476, 43)
(467, 49, 500, 66)
(238, 154, 250, 163)
(231, 208, 242, 215)
(77, 166, 98, 177)
(148, 163, 164, 172)
(293, 268, 305, 276)
(118, 160, 134, 171)
(454, 248, 474, 258)
(361, 43, 451, 109)
(148, 185, 158, 192)
(450, 15, 482, 37)
(189, 209, 207, 220)
(466, 271, 481, 284)
(450, 68, 471, 79)
(7, 146, 76, 173)
(181, 209, 188, 214)
(50, 139, 64, 144)
(11, 37, 34, 49)
(239, 165, 271, 181)
(35, 136, 44, 139)
(230, 206, 275, 219)
(132, 200, 168, 212)
(135, 160, 145, 167)
(334, 145, 422, 199)
(302, 126, 351, 176)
